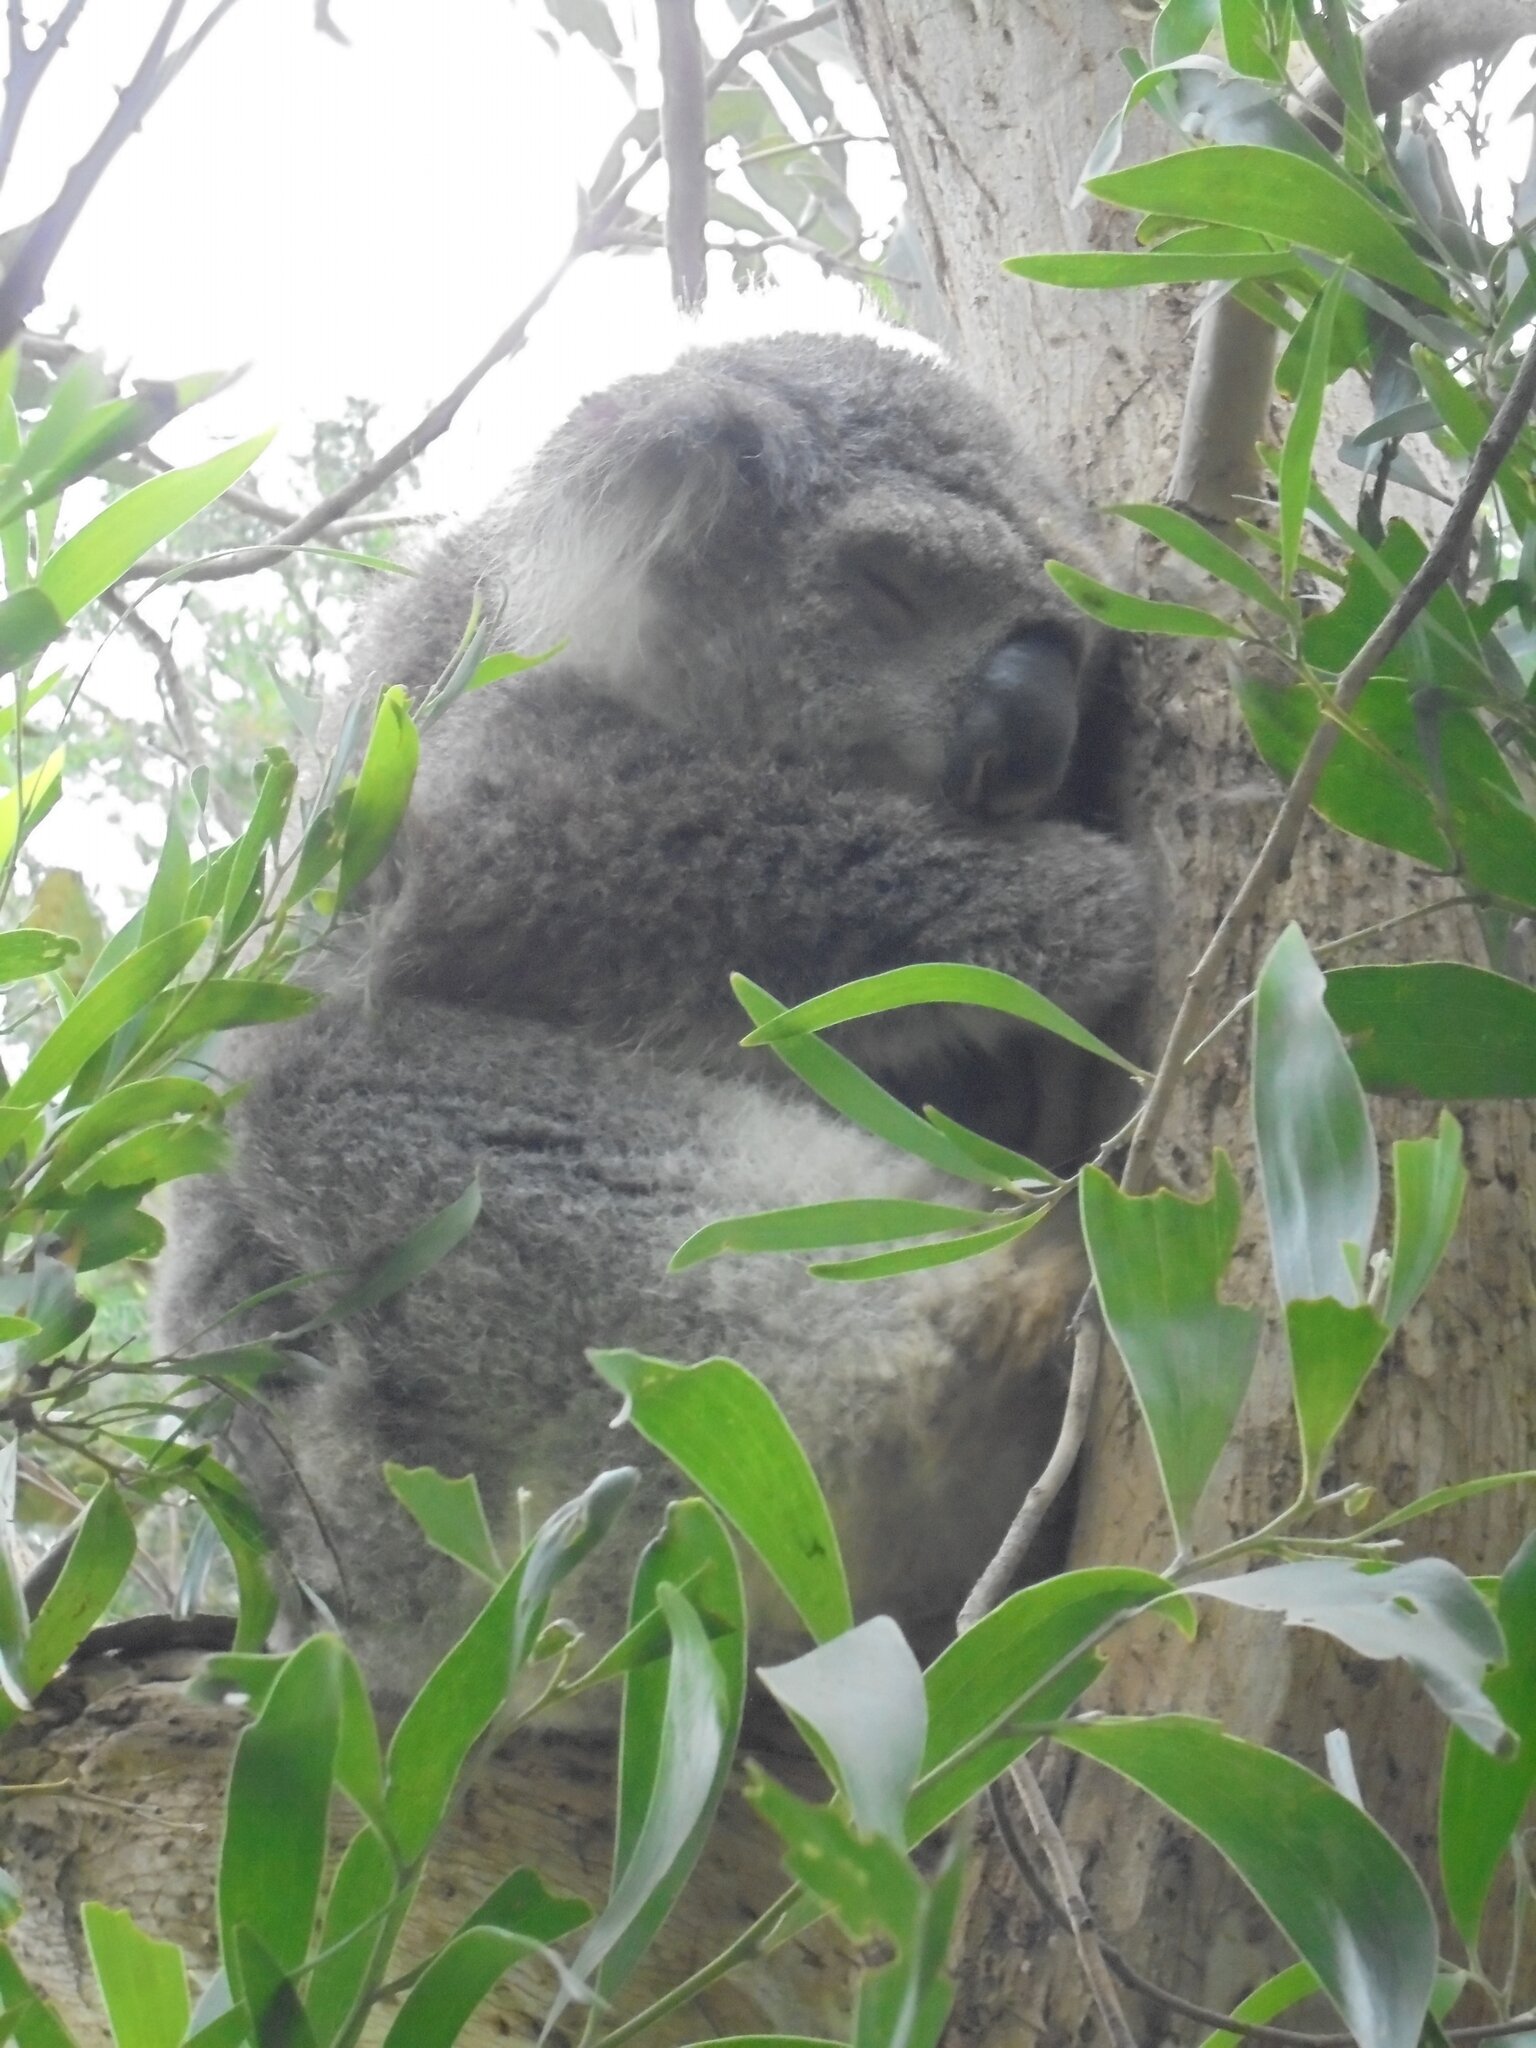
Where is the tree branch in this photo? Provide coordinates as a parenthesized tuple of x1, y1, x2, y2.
(1127, 334, 1536, 1195)
(656, 0, 708, 309)
(959, 1300, 1101, 1630)
(1299, 0, 1536, 143)
(1006, 1759, 1140, 2048)
(111, 1, 841, 589)
(0, 4, 254, 353)
(1169, 0, 1536, 519)
(0, 0, 91, 192)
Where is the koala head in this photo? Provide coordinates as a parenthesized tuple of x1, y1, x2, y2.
(473, 333, 1114, 823)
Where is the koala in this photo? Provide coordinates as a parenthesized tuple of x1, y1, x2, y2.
(155, 333, 1154, 1702)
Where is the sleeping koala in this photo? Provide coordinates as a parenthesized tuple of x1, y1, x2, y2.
(156, 333, 1152, 1697)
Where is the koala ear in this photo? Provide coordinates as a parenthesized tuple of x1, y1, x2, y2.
(554, 363, 826, 565)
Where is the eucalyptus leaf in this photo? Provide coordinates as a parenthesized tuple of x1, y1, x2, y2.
(591, 1350, 852, 1642)
(1059, 1717, 1437, 2048)
(1190, 1558, 1506, 1751)
(1441, 1534, 1536, 1949)
(1253, 924, 1379, 1308)
(762, 1618, 927, 1842)
(81, 1905, 190, 2048)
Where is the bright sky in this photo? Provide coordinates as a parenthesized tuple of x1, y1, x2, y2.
(19, 0, 878, 498)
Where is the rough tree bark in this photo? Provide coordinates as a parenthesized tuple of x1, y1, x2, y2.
(3, 6, 1535, 2047)
(839, 0, 1536, 2040)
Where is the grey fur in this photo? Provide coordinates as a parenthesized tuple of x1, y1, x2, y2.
(156, 334, 1153, 1701)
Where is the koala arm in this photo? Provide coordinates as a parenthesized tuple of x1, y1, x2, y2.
(376, 680, 1153, 1050)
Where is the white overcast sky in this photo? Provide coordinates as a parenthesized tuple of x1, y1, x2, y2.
(19, 0, 878, 503)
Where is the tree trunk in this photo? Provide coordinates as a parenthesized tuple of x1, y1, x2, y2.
(842, 0, 1536, 2039)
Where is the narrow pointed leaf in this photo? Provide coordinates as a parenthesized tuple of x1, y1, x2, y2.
(1326, 965, 1536, 1100)
(1059, 1717, 1437, 2048)
(6, 921, 210, 1110)
(591, 1350, 852, 1641)
(20, 1484, 134, 1696)
(1044, 561, 1244, 639)
(740, 961, 1143, 1075)
(762, 1618, 926, 1842)
(81, 1905, 190, 2048)
(1254, 925, 1378, 1307)
(1190, 1559, 1506, 1751)
(1284, 1297, 1389, 1477)
(670, 1198, 1001, 1270)
(1281, 270, 1346, 593)
(1085, 147, 1450, 304)
(1081, 1157, 1261, 1544)
(1110, 503, 1288, 616)
(1384, 1113, 1466, 1330)
(911, 1568, 1182, 1839)
(219, 1636, 342, 1995)
(1441, 1534, 1536, 1948)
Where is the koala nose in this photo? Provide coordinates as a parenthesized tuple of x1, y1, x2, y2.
(943, 630, 1081, 819)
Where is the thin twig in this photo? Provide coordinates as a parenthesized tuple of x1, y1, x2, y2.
(988, 1780, 1536, 2046)
(656, 0, 708, 309)
(1124, 337, 1536, 1196)
(959, 1299, 1101, 1630)
(0, 1, 244, 353)
(1008, 1759, 1140, 2048)
(0, 0, 91, 191)
(112, 0, 843, 589)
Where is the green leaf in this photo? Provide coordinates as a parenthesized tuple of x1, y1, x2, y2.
(33, 1079, 221, 1193)
(218, 1637, 342, 1994)
(1254, 924, 1378, 1307)
(1362, 1472, 1536, 1537)
(1044, 560, 1244, 639)
(459, 1867, 590, 1945)
(852, 1829, 963, 2048)
(384, 1469, 636, 1864)
(614, 1502, 744, 1881)
(1280, 269, 1346, 594)
(1152, 0, 1218, 61)
(1085, 146, 1450, 304)
(383, 1466, 500, 1581)
(670, 1197, 1002, 1269)
(590, 1351, 852, 1642)
(379, 1928, 553, 2048)
(1284, 1297, 1390, 1479)
(762, 1618, 927, 1842)
(0, 590, 64, 673)
(336, 686, 419, 908)
(807, 1211, 1043, 1280)
(1005, 250, 1293, 287)
(911, 1568, 1182, 1840)
(19, 1485, 134, 1697)
(1383, 1113, 1466, 1330)
(1059, 1717, 1437, 2048)
(750, 1774, 923, 1942)
(1189, 1558, 1506, 1751)
(308, 1180, 481, 1327)
(1080, 1157, 1262, 1547)
(565, 1585, 730, 2012)
(731, 976, 1008, 1190)
(1197, 1963, 1322, 2048)
(0, 750, 63, 869)
(1108, 504, 1289, 617)
(0, 1943, 81, 2048)
(581, 1509, 744, 2006)
(232, 1927, 316, 2048)
(740, 961, 1144, 1077)
(306, 1826, 396, 2048)
(220, 752, 296, 944)
(1441, 1534, 1536, 1948)
(80, 1905, 190, 2048)
(38, 434, 273, 620)
(1326, 965, 1536, 1100)
(6, 921, 210, 1111)
(0, 931, 78, 983)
